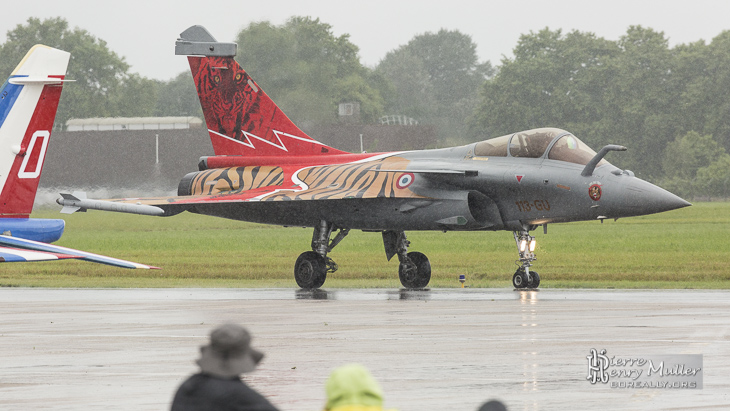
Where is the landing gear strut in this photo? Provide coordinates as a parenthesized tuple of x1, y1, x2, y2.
(383, 230, 431, 289)
(512, 230, 540, 289)
(294, 220, 349, 289)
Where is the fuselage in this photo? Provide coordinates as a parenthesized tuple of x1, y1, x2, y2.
(181, 128, 690, 232)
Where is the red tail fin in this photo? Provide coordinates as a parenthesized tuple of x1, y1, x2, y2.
(0, 45, 69, 218)
(186, 54, 346, 158)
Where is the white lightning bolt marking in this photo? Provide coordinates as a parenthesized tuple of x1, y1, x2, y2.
(209, 129, 331, 152)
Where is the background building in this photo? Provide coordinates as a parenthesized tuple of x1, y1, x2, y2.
(38, 117, 437, 193)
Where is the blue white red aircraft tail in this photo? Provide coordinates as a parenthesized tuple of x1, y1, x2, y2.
(0, 45, 68, 219)
(0, 45, 157, 269)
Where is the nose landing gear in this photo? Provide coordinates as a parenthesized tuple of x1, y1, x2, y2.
(512, 230, 540, 289)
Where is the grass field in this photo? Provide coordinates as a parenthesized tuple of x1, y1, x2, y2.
(1, 202, 729, 288)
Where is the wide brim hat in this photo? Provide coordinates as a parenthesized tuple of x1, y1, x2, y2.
(196, 323, 264, 378)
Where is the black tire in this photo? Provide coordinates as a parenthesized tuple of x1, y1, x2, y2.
(399, 251, 431, 289)
(528, 271, 540, 288)
(512, 268, 527, 288)
(294, 251, 327, 289)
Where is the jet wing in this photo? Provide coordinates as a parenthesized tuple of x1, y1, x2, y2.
(0, 235, 159, 269)
(0, 247, 81, 263)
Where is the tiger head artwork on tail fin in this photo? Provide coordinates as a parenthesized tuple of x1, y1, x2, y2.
(187, 53, 346, 158)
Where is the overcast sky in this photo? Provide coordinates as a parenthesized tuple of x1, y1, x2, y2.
(4, 0, 730, 81)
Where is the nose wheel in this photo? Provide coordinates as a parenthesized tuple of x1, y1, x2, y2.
(512, 267, 540, 289)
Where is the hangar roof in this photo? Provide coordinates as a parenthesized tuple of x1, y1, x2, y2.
(66, 117, 202, 131)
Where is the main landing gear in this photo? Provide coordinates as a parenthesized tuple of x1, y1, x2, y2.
(512, 230, 540, 289)
(294, 222, 432, 289)
(294, 220, 349, 289)
(383, 230, 431, 289)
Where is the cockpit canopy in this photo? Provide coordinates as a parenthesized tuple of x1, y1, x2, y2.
(473, 127, 607, 167)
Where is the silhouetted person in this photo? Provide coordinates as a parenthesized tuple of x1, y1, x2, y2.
(322, 363, 397, 411)
(171, 323, 279, 411)
(477, 399, 508, 411)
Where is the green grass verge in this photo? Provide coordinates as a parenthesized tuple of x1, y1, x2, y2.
(2, 202, 729, 289)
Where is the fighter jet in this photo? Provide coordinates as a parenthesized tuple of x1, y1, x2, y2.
(58, 26, 690, 288)
(0, 45, 157, 269)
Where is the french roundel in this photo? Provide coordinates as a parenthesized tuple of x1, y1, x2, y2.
(396, 173, 415, 189)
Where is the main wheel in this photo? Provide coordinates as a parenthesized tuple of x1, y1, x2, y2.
(512, 268, 528, 288)
(527, 271, 540, 288)
(294, 251, 327, 289)
(399, 251, 431, 289)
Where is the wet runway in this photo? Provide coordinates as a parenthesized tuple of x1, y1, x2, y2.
(1, 288, 728, 410)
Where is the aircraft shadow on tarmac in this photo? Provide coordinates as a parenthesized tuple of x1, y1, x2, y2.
(294, 289, 434, 301)
(295, 289, 333, 300)
(293, 288, 540, 302)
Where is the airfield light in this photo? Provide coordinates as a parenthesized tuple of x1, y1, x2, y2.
(459, 274, 466, 288)
(519, 239, 528, 253)
(529, 239, 537, 252)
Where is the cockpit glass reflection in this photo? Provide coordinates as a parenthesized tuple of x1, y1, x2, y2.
(548, 134, 607, 166)
(472, 127, 610, 168)
(474, 134, 510, 157)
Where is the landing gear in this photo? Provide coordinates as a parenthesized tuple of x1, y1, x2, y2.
(294, 220, 349, 289)
(384, 231, 431, 289)
(293, 223, 432, 289)
(512, 230, 540, 289)
(399, 251, 431, 289)
(512, 267, 540, 289)
(295, 251, 327, 289)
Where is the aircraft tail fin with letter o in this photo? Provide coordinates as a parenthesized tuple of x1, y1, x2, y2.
(0, 45, 158, 270)
(0, 45, 70, 219)
(176, 25, 346, 158)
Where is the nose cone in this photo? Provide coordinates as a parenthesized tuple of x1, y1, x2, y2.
(613, 178, 691, 217)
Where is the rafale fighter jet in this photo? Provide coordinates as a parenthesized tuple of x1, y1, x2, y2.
(57, 26, 690, 289)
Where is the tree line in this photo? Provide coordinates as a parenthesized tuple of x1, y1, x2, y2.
(1, 17, 728, 198)
(472, 27, 730, 198)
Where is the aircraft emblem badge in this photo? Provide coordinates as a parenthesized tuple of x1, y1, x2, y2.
(589, 183, 602, 201)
